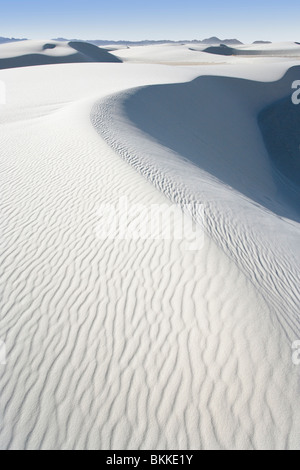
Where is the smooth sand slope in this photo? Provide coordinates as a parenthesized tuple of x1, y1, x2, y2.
(112, 42, 300, 64)
(111, 43, 233, 64)
(0, 44, 299, 449)
(0, 40, 121, 69)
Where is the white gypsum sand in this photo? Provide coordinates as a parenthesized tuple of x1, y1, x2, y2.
(0, 41, 299, 449)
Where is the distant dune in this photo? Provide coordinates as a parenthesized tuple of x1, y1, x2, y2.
(0, 40, 122, 69)
(204, 41, 300, 56)
(111, 43, 232, 64)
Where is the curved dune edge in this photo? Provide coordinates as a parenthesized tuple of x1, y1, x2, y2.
(90, 69, 300, 449)
(91, 67, 300, 344)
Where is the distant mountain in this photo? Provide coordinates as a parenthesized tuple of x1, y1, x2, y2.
(52, 38, 81, 42)
(88, 40, 179, 46)
(5, 37, 284, 47)
(0, 37, 27, 44)
(253, 41, 272, 44)
(201, 37, 243, 45)
(51, 37, 244, 46)
(221, 39, 243, 45)
(52, 37, 69, 42)
(90, 37, 244, 46)
(52, 38, 179, 46)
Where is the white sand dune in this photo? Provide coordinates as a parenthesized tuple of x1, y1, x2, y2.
(0, 44, 299, 449)
(92, 66, 300, 340)
(0, 40, 121, 69)
(112, 42, 300, 64)
(112, 43, 234, 64)
(101, 45, 130, 51)
(204, 41, 300, 57)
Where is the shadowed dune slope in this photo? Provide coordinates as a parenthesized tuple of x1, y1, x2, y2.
(68, 41, 122, 62)
(121, 66, 300, 220)
(92, 66, 300, 346)
(259, 96, 300, 188)
(0, 40, 122, 69)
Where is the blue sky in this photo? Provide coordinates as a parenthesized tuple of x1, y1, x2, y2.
(0, 0, 298, 43)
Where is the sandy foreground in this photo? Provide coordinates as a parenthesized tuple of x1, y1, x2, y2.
(0, 40, 300, 450)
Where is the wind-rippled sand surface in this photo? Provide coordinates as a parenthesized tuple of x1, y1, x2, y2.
(0, 42, 300, 449)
